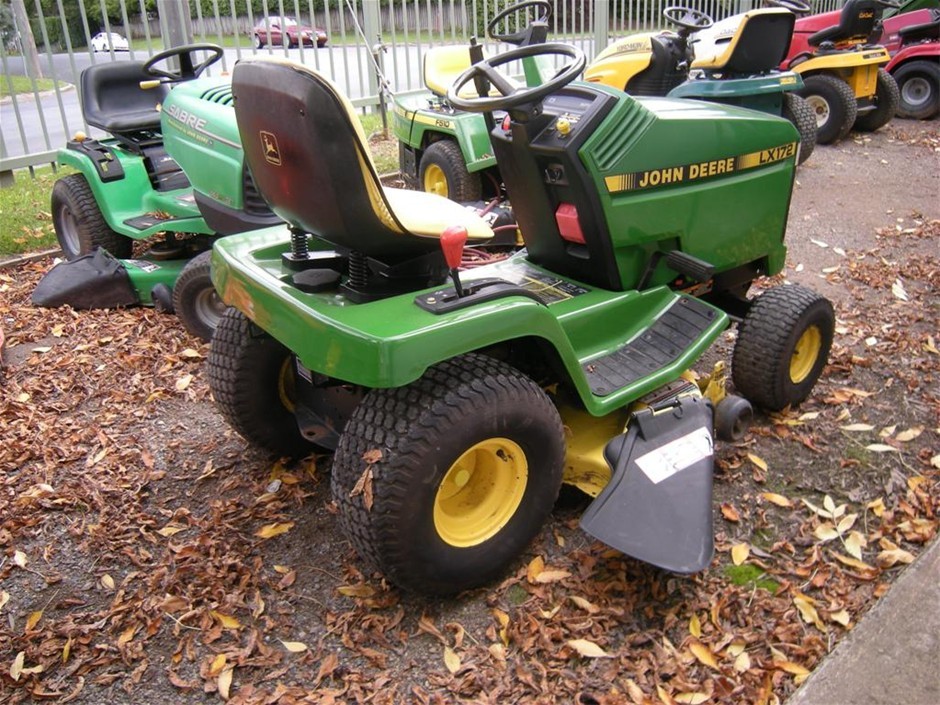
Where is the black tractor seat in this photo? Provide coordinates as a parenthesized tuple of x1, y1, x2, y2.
(898, 13, 940, 45)
(81, 61, 169, 136)
(807, 0, 885, 47)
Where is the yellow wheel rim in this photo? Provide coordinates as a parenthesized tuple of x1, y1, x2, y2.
(790, 325, 822, 384)
(433, 438, 528, 548)
(277, 357, 296, 412)
(423, 163, 449, 197)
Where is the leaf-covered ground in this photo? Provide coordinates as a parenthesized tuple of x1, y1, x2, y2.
(1, 124, 938, 704)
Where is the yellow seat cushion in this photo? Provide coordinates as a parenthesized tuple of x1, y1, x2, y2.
(384, 187, 493, 241)
(424, 45, 520, 98)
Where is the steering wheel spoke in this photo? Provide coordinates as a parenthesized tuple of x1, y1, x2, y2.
(447, 42, 585, 114)
(143, 43, 224, 83)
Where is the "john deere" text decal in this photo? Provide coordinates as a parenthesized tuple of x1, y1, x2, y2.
(604, 142, 797, 193)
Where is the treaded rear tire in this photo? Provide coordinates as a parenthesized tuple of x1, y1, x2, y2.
(892, 60, 939, 120)
(783, 92, 817, 165)
(208, 307, 315, 457)
(51, 174, 132, 260)
(799, 74, 858, 144)
(853, 68, 899, 132)
(172, 250, 225, 342)
(331, 352, 565, 594)
(732, 285, 834, 412)
(419, 139, 482, 202)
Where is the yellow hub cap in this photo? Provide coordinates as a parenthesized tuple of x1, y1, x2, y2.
(423, 163, 449, 197)
(790, 325, 822, 384)
(277, 357, 296, 412)
(433, 438, 528, 548)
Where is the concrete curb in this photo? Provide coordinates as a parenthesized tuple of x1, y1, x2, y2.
(785, 537, 940, 705)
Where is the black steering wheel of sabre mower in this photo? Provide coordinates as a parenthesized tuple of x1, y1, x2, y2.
(446, 43, 586, 113)
(487, 1, 553, 44)
(143, 44, 224, 82)
(663, 6, 714, 31)
(762, 0, 812, 15)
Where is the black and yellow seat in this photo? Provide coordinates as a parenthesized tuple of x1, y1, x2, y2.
(423, 45, 520, 98)
(693, 8, 796, 75)
(232, 57, 493, 299)
(807, 0, 885, 47)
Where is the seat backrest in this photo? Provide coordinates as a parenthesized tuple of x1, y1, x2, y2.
(232, 57, 439, 259)
(80, 61, 169, 134)
(694, 9, 795, 74)
(808, 0, 884, 46)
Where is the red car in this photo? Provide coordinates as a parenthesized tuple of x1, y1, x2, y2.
(252, 16, 327, 49)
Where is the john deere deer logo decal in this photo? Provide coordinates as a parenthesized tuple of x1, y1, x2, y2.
(260, 130, 281, 166)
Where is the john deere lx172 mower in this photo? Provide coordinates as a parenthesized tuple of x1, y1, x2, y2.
(32, 45, 279, 340)
(208, 48, 834, 595)
(783, 0, 901, 143)
(585, 3, 818, 164)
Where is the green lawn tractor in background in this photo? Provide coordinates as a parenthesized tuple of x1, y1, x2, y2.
(585, 4, 818, 164)
(206, 49, 834, 595)
(32, 45, 279, 341)
(393, 0, 558, 202)
(782, 0, 901, 143)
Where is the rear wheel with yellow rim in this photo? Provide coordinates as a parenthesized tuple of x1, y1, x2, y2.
(208, 307, 319, 457)
(331, 353, 565, 594)
(418, 140, 482, 202)
(732, 285, 834, 411)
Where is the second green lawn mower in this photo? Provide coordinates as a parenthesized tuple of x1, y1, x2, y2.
(207, 48, 834, 595)
(32, 45, 280, 341)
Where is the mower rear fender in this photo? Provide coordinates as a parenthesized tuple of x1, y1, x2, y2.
(211, 232, 729, 417)
(669, 72, 802, 102)
(788, 49, 891, 98)
(58, 146, 212, 239)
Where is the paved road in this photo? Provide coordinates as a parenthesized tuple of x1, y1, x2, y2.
(1, 43, 430, 160)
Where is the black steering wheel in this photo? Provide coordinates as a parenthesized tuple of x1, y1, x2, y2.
(663, 6, 714, 31)
(446, 42, 585, 113)
(143, 44, 224, 82)
(487, 1, 553, 45)
(762, 0, 812, 14)
(873, 0, 901, 7)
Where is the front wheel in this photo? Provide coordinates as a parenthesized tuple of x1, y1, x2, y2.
(853, 68, 899, 132)
(208, 308, 317, 457)
(419, 140, 482, 202)
(799, 74, 858, 144)
(732, 285, 835, 412)
(172, 250, 226, 342)
(892, 60, 940, 120)
(51, 174, 132, 260)
(782, 92, 817, 165)
(331, 353, 566, 594)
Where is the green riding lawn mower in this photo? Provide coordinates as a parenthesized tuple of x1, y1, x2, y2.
(207, 44, 835, 595)
(31, 44, 279, 341)
(395, 0, 819, 206)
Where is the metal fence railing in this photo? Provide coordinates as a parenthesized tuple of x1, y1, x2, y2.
(1, 0, 844, 175)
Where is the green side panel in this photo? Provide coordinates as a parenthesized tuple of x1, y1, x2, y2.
(578, 92, 794, 287)
(668, 73, 803, 103)
(212, 234, 728, 416)
(123, 258, 188, 305)
(161, 78, 246, 210)
(392, 94, 495, 172)
(57, 145, 210, 239)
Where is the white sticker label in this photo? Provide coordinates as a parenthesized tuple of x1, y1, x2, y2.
(634, 426, 713, 485)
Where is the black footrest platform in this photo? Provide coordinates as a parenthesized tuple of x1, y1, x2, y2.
(583, 296, 718, 396)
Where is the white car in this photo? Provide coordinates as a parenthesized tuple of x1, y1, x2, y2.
(90, 32, 129, 52)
